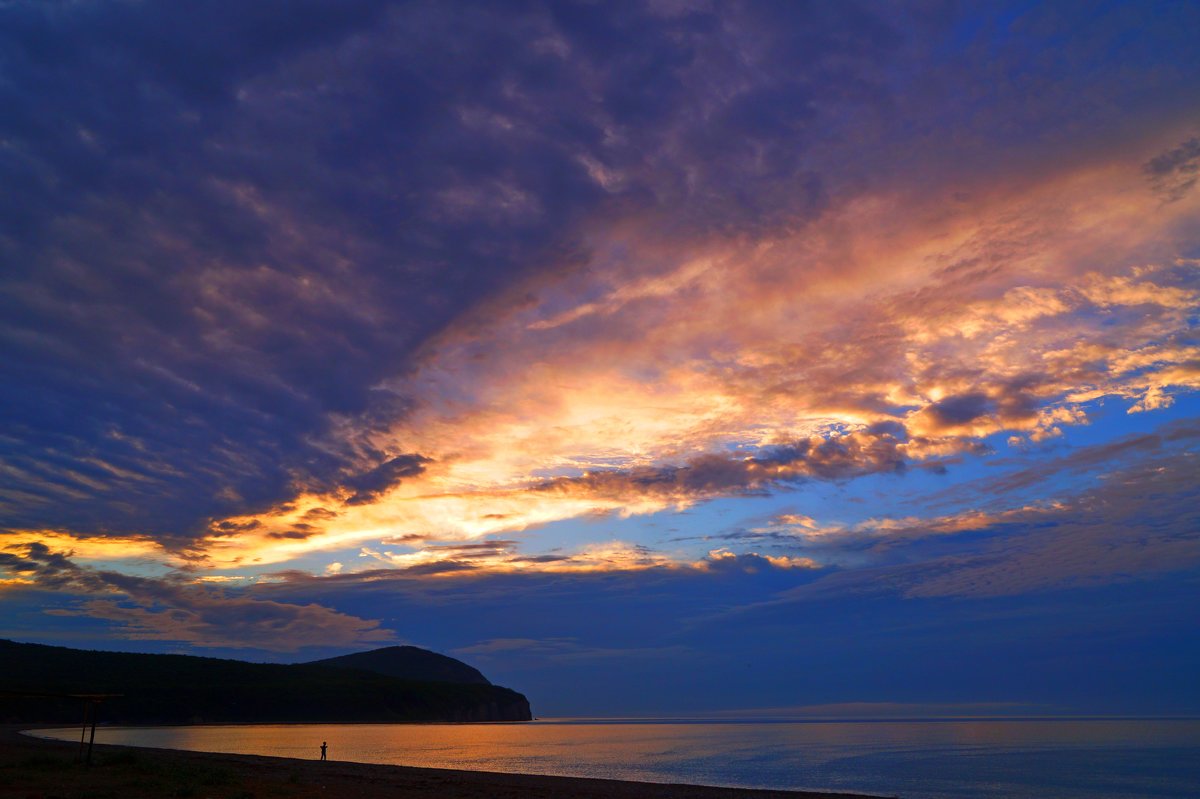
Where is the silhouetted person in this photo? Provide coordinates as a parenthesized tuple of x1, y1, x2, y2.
(320, 741, 327, 761)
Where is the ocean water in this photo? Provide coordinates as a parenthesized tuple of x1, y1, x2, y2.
(29, 718, 1200, 799)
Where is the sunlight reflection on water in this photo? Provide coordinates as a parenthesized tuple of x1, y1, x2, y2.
(29, 718, 1200, 799)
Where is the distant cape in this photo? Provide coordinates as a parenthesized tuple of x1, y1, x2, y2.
(0, 639, 531, 724)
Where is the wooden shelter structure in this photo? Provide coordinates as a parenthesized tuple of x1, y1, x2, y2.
(0, 691, 123, 765)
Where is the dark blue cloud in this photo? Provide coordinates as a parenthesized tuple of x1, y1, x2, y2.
(928, 393, 994, 426)
(342, 454, 429, 505)
(1145, 136, 1200, 202)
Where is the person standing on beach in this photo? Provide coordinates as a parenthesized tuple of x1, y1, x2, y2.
(320, 741, 327, 761)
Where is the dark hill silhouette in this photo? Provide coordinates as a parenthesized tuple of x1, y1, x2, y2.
(307, 645, 490, 685)
(0, 639, 531, 724)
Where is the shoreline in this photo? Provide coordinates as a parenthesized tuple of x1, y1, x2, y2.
(1, 724, 890, 799)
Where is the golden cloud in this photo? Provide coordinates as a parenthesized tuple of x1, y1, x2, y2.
(193, 134, 1200, 573)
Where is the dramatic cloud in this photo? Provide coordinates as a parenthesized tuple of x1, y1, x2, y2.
(0, 0, 922, 537)
(195, 181, 1200, 565)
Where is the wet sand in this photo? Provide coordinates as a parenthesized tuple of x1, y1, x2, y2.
(0, 725, 889, 798)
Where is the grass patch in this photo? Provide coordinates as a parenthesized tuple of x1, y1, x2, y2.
(17, 753, 71, 770)
(122, 777, 165, 792)
(197, 765, 233, 787)
(100, 749, 141, 767)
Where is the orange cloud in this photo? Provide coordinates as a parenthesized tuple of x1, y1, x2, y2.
(192, 133, 1200, 573)
(1, 541, 394, 651)
(0, 529, 171, 566)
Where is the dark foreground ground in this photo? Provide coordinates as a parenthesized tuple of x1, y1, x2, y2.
(0, 725, 887, 799)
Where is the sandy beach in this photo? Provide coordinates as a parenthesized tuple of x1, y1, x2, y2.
(0, 725, 887, 799)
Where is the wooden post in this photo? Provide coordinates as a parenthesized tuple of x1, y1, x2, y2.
(86, 701, 98, 767)
(77, 700, 91, 763)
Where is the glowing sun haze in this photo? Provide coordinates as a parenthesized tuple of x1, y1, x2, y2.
(2, 0, 1198, 716)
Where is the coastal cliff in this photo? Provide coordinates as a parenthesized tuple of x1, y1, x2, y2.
(0, 639, 532, 724)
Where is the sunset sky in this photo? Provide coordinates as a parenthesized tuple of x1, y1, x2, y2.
(2, 1, 1199, 717)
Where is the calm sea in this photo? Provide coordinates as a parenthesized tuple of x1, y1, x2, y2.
(28, 718, 1200, 799)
